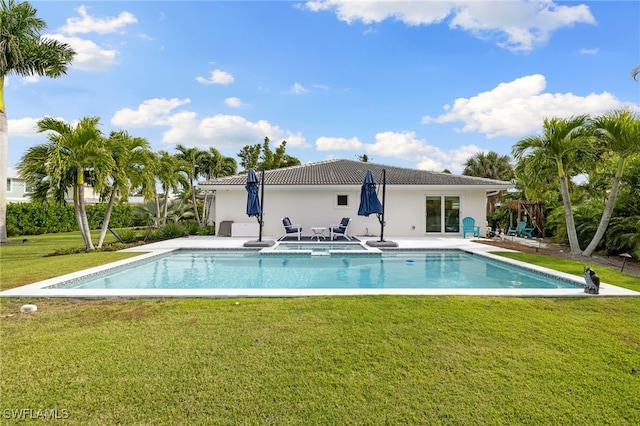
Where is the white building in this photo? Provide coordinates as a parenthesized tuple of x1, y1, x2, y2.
(199, 159, 511, 238)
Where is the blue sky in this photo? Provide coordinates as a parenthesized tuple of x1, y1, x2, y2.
(6, 1, 640, 175)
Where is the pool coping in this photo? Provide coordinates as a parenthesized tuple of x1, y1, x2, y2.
(1, 236, 638, 298)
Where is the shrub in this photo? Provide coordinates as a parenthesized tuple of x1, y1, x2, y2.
(158, 223, 187, 239)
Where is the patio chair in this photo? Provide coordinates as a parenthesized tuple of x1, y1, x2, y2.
(507, 221, 535, 238)
(330, 217, 352, 241)
(462, 216, 480, 238)
(280, 217, 302, 241)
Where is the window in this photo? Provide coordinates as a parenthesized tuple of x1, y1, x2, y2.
(6, 178, 11, 192)
(336, 194, 348, 206)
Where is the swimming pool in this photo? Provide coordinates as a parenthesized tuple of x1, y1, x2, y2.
(56, 250, 580, 290)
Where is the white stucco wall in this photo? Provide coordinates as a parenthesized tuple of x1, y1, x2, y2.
(208, 185, 491, 238)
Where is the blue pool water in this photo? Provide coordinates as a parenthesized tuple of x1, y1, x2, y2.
(273, 242, 368, 251)
(60, 250, 580, 290)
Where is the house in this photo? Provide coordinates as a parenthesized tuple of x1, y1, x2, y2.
(198, 159, 512, 238)
(6, 167, 30, 203)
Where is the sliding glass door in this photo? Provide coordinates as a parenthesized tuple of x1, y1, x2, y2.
(426, 196, 460, 233)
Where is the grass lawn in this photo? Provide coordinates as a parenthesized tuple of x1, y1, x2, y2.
(1, 296, 639, 424)
(1, 233, 639, 423)
(0, 231, 143, 291)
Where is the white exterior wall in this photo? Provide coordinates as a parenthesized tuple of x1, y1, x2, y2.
(211, 186, 490, 238)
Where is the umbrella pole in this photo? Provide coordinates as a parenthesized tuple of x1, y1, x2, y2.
(380, 169, 386, 242)
(258, 168, 265, 242)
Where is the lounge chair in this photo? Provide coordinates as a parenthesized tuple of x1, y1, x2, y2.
(330, 217, 352, 241)
(280, 217, 302, 240)
(507, 221, 535, 238)
(462, 216, 480, 238)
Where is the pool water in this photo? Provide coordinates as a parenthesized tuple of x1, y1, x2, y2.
(272, 242, 368, 251)
(60, 250, 580, 290)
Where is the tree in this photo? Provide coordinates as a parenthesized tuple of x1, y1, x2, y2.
(462, 151, 513, 181)
(199, 147, 237, 179)
(581, 109, 640, 256)
(0, 0, 75, 243)
(155, 150, 187, 226)
(19, 116, 112, 251)
(512, 115, 592, 254)
(175, 144, 205, 225)
(96, 131, 153, 247)
(357, 154, 370, 162)
(237, 137, 300, 172)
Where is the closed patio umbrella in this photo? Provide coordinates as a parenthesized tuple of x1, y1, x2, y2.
(245, 168, 263, 241)
(358, 170, 383, 217)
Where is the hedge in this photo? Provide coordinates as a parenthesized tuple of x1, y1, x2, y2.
(5, 203, 142, 236)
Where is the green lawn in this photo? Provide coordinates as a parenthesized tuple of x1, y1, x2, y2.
(1, 233, 639, 424)
(1, 296, 639, 424)
(0, 231, 143, 290)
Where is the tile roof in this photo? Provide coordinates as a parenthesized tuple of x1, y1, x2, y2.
(199, 159, 511, 187)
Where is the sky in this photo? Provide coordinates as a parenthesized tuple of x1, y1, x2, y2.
(5, 0, 640, 176)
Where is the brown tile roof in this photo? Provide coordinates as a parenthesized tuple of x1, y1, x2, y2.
(199, 159, 511, 187)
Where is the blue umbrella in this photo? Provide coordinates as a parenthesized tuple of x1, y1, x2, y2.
(357, 170, 383, 216)
(245, 168, 261, 217)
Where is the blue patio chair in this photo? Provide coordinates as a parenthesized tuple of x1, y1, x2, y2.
(462, 216, 480, 238)
(330, 217, 352, 241)
(507, 221, 535, 238)
(280, 217, 302, 240)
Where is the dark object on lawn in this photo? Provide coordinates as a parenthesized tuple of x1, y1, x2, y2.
(619, 253, 632, 272)
(583, 267, 600, 295)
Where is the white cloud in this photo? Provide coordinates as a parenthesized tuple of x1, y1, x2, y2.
(60, 5, 137, 35)
(111, 98, 307, 150)
(316, 136, 364, 151)
(422, 74, 631, 138)
(196, 69, 235, 85)
(225, 97, 245, 108)
(46, 34, 118, 71)
(315, 131, 478, 173)
(291, 83, 309, 94)
(111, 98, 192, 127)
(579, 48, 598, 55)
(305, 0, 595, 51)
(312, 84, 329, 90)
(162, 113, 307, 149)
(7, 117, 41, 137)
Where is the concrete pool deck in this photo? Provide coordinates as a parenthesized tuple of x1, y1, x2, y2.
(1, 235, 639, 298)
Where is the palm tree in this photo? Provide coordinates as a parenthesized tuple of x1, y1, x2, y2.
(512, 115, 592, 254)
(0, 0, 75, 243)
(96, 131, 153, 247)
(19, 116, 111, 250)
(155, 150, 187, 226)
(462, 151, 513, 181)
(582, 110, 640, 256)
(199, 147, 237, 179)
(174, 144, 205, 225)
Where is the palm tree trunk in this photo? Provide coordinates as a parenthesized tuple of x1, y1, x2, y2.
(153, 194, 160, 228)
(97, 186, 117, 248)
(77, 183, 95, 251)
(0, 108, 8, 243)
(162, 189, 170, 226)
(582, 176, 622, 256)
(73, 185, 91, 249)
(191, 179, 201, 224)
(559, 176, 581, 254)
